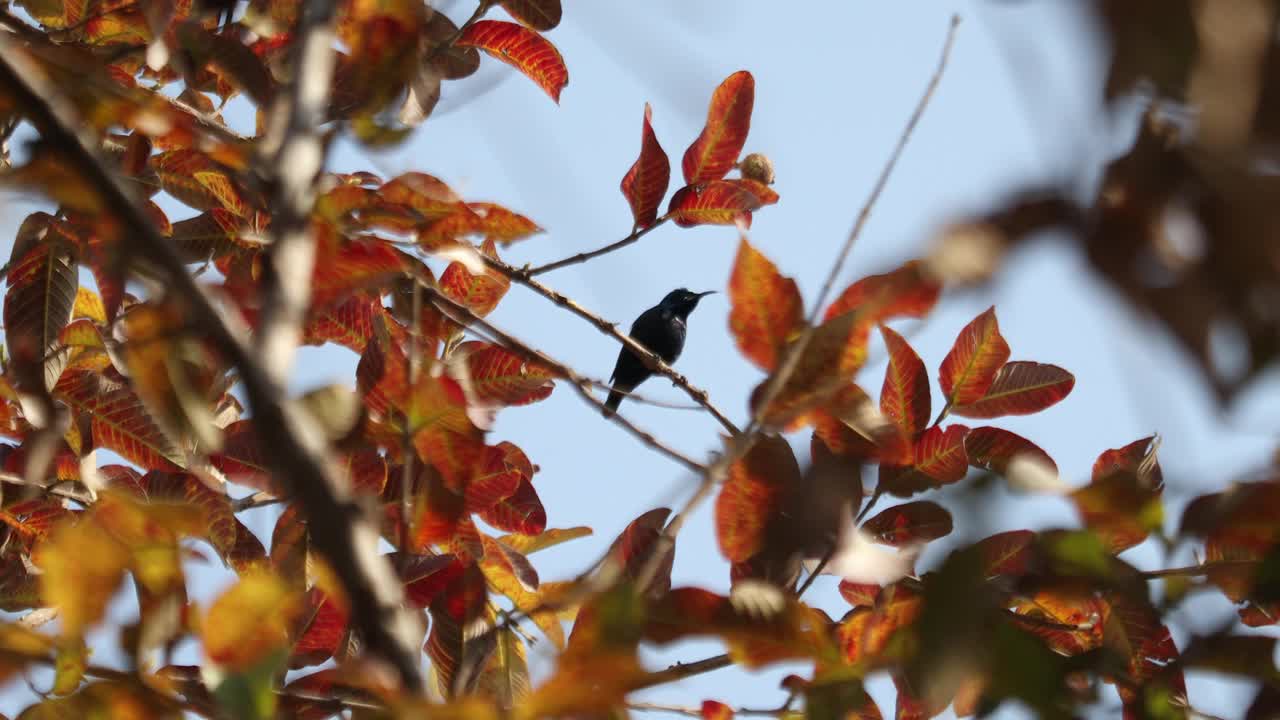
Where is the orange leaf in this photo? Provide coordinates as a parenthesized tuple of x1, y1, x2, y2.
(467, 202, 542, 245)
(728, 237, 803, 372)
(938, 306, 1009, 408)
(838, 581, 880, 607)
(668, 180, 762, 228)
(439, 239, 511, 318)
(202, 569, 302, 670)
(480, 478, 546, 535)
(682, 71, 754, 185)
(379, 172, 465, 221)
(878, 325, 930, 437)
(291, 588, 349, 667)
(749, 310, 869, 430)
(54, 370, 183, 470)
(457, 20, 568, 102)
(951, 361, 1074, 418)
(701, 700, 733, 720)
(152, 149, 256, 217)
(311, 235, 404, 309)
(462, 341, 556, 406)
(36, 514, 129, 638)
(823, 260, 940, 324)
(500, 0, 561, 30)
(715, 434, 800, 562)
(1008, 582, 1105, 655)
(861, 501, 953, 546)
(465, 445, 522, 513)
(605, 507, 673, 597)
(879, 424, 969, 498)
(619, 103, 671, 230)
(304, 294, 387, 353)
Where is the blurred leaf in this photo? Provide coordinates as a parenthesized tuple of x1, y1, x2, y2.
(499, 0, 561, 30)
(202, 569, 301, 671)
(54, 369, 184, 469)
(965, 426, 1059, 485)
(439, 239, 511, 318)
(823, 261, 940, 324)
(715, 435, 798, 563)
(862, 502, 953, 546)
(620, 102, 670, 230)
(36, 513, 130, 638)
(728, 237, 804, 372)
(1070, 436, 1164, 553)
(498, 526, 592, 555)
(682, 71, 754, 185)
(4, 224, 77, 391)
(457, 20, 568, 102)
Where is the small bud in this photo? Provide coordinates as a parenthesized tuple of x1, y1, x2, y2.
(738, 152, 775, 185)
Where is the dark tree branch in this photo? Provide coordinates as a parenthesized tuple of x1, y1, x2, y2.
(0, 36, 425, 692)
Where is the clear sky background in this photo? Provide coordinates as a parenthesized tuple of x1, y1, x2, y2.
(2, 1, 1278, 717)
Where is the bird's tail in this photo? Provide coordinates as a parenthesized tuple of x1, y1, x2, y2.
(603, 388, 625, 417)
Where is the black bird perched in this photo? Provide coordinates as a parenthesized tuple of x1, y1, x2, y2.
(604, 288, 715, 417)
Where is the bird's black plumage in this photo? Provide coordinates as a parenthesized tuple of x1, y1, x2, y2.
(604, 288, 714, 417)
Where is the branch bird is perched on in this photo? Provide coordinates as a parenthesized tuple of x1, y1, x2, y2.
(604, 288, 715, 417)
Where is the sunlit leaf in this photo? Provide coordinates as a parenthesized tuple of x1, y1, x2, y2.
(202, 569, 301, 671)
(498, 526, 592, 555)
(683, 71, 754, 185)
(951, 361, 1074, 418)
(461, 342, 556, 407)
(879, 424, 970, 498)
(35, 514, 129, 638)
(879, 325, 930, 437)
(715, 435, 799, 562)
(823, 260, 941, 324)
(620, 103, 670, 230)
(54, 370, 184, 469)
(938, 307, 1010, 409)
(728, 237, 803, 372)
(153, 149, 257, 217)
(668, 180, 762, 228)
(4, 223, 78, 390)
(480, 478, 546, 535)
(457, 20, 568, 102)
(439, 239, 510, 318)
(965, 426, 1059, 479)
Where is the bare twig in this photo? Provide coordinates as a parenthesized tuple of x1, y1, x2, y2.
(482, 255, 742, 436)
(528, 216, 670, 276)
(0, 37, 425, 692)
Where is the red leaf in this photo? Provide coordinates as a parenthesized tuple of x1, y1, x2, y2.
(465, 445, 522, 513)
(1008, 583, 1105, 655)
(701, 700, 733, 720)
(620, 103, 671, 230)
(974, 530, 1037, 578)
(152, 149, 257, 217)
(964, 426, 1059, 477)
(1070, 437, 1164, 553)
(879, 424, 969, 498)
(304, 294, 386, 353)
(728, 237, 804, 372)
(938, 307, 1010, 408)
(715, 435, 799, 562)
(823, 260, 940, 324)
(668, 180, 762, 228)
(291, 588, 348, 667)
(951, 361, 1074, 418)
(311, 235, 404, 309)
(54, 370, 183, 470)
(838, 581, 881, 607)
(439, 239, 510, 318)
(457, 20, 568, 102)
(606, 507, 673, 596)
(467, 202, 542, 245)
(480, 478, 546, 535)
(212, 420, 273, 493)
(861, 501, 953, 546)
(463, 342, 556, 406)
(499, 0, 562, 30)
(682, 71, 754, 185)
(394, 552, 460, 608)
(878, 325, 930, 437)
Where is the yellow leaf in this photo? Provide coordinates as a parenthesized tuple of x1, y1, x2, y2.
(201, 569, 301, 670)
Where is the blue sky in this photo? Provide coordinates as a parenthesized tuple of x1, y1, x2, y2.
(2, 1, 1278, 717)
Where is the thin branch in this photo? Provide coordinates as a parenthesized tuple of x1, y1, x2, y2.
(528, 216, 670, 276)
(0, 37, 425, 692)
(421, 284, 707, 473)
(482, 255, 742, 436)
(628, 701, 791, 718)
(629, 653, 733, 692)
(1139, 561, 1254, 580)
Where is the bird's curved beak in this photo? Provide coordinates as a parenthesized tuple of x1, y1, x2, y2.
(696, 290, 717, 298)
